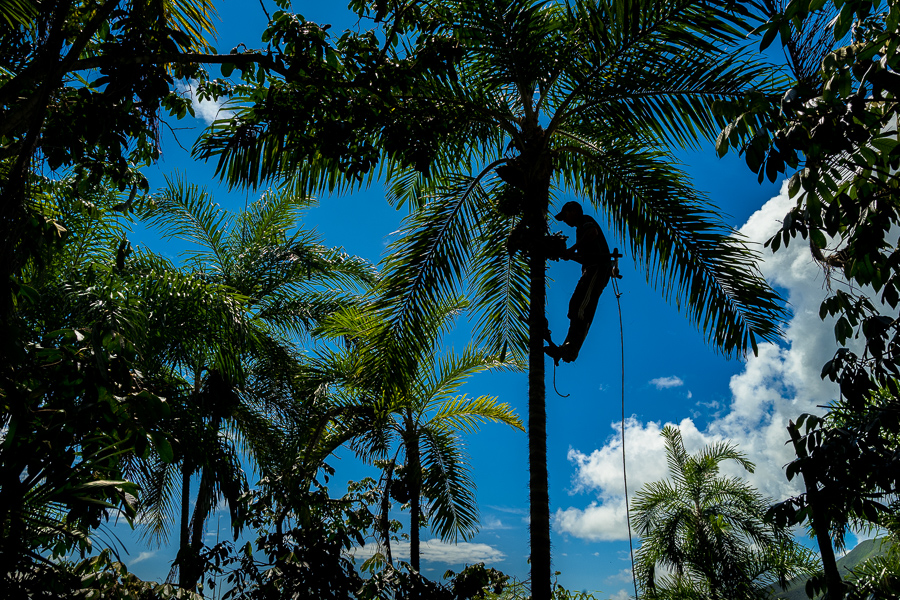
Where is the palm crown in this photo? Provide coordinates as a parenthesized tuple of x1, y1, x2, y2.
(131, 178, 377, 587)
(631, 426, 819, 599)
(379, 0, 786, 360)
(310, 301, 524, 572)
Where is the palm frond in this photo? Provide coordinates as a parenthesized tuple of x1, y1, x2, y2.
(235, 189, 314, 251)
(419, 426, 479, 542)
(451, 0, 566, 95)
(254, 290, 368, 338)
(377, 174, 490, 352)
(428, 394, 524, 435)
(163, 0, 219, 52)
(418, 345, 512, 410)
(549, 0, 766, 131)
(142, 174, 231, 272)
(562, 50, 782, 150)
(467, 207, 530, 361)
(695, 439, 755, 474)
(133, 457, 181, 548)
(0, 0, 37, 28)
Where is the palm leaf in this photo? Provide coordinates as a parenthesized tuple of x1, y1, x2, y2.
(142, 174, 231, 273)
(377, 174, 490, 351)
(429, 394, 525, 435)
(420, 426, 479, 542)
(163, 0, 219, 52)
(467, 205, 530, 361)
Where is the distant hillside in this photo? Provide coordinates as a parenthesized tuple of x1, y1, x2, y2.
(768, 538, 890, 600)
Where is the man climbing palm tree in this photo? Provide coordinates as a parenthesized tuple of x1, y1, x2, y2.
(545, 201, 612, 364)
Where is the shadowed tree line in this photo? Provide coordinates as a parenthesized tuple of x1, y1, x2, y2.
(2, 0, 900, 598)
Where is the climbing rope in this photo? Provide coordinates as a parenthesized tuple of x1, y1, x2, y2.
(552, 359, 570, 398)
(611, 276, 639, 600)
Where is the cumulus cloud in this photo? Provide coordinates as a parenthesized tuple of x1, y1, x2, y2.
(175, 79, 226, 125)
(555, 181, 850, 542)
(350, 539, 506, 565)
(649, 376, 684, 389)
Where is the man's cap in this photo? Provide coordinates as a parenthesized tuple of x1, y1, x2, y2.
(555, 201, 583, 221)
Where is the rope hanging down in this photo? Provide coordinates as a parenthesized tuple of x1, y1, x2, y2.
(552, 360, 570, 398)
(547, 245, 638, 598)
(611, 275, 638, 600)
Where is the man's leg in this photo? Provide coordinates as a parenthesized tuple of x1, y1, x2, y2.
(558, 267, 606, 362)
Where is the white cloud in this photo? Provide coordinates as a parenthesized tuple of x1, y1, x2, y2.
(609, 590, 631, 600)
(649, 376, 683, 389)
(556, 501, 628, 542)
(350, 539, 506, 565)
(130, 551, 157, 565)
(606, 568, 634, 584)
(482, 515, 513, 530)
(556, 181, 851, 542)
(175, 79, 226, 125)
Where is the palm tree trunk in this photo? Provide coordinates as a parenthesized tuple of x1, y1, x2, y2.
(380, 458, 397, 567)
(408, 436, 422, 574)
(185, 464, 214, 591)
(527, 197, 551, 600)
(178, 460, 191, 588)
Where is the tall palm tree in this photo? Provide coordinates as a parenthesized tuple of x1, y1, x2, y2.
(631, 426, 819, 600)
(371, 2, 787, 597)
(133, 176, 376, 588)
(311, 303, 524, 573)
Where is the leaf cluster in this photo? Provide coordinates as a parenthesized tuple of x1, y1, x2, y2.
(714, 5, 900, 595)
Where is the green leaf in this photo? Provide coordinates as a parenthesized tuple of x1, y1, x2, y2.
(834, 3, 855, 40)
(871, 137, 899, 154)
(787, 172, 802, 198)
(783, 0, 809, 20)
(759, 20, 780, 52)
(810, 228, 827, 249)
(150, 432, 174, 463)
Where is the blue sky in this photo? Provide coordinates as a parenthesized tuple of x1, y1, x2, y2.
(110, 1, 853, 596)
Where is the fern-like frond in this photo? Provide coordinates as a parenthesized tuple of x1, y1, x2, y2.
(142, 174, 231, 273)
(419, 426, 479, 542)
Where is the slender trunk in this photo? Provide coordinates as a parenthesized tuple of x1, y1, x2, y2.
(178, 372, 203, 589)
(527, 195, 551, 600)
(380, 458, 397, 567)
(787, 422, 843, 599)
(184, 464, 213, 590)
(408, 430, 422, 574)
(178, 460, 191, 588)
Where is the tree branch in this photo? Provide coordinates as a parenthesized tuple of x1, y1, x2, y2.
(70, 52, 291, 78)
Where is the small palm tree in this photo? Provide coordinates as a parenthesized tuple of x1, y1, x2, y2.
(631, 426, 819, 600)
(312, 303, 524, 573)
(134, 176, 376, 588)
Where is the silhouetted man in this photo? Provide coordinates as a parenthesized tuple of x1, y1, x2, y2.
(544, 201, 611, 364)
